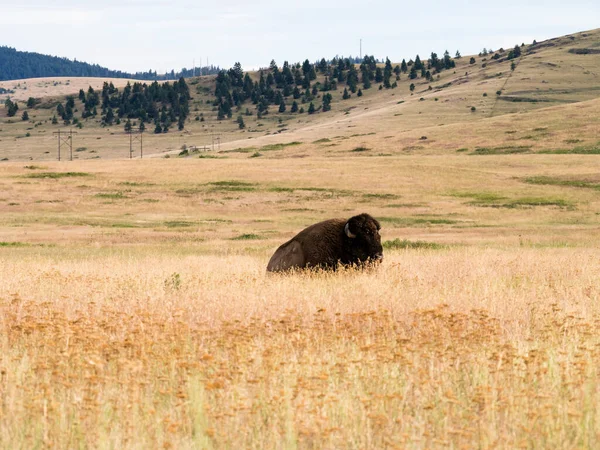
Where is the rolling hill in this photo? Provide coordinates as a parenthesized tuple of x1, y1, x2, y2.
(0, 28, 598, 162)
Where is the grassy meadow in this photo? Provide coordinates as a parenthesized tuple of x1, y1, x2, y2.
(2, 153, 600, 448)
(1, 27, 600, 449)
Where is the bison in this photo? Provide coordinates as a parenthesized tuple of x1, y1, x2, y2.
(266, 213, 383, 272)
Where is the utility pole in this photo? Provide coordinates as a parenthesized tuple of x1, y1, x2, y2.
(53, 129, 77, 161)
(128, 130, 144, 159)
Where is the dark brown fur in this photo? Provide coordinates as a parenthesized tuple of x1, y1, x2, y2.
(266, 213, 383, 272)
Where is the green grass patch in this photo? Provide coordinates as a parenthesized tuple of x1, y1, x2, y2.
(362, 193, 400, 200)
(231, 233, 263, 240)
(385, 203, 426, 208)
(207, 180, 257, 192)
(118, 181, 155, 187)
(260, 141, 302, 151)
(0, 241, 30, 247)
(24, 172, 91, 179)
(175, 188, 203, 196)
(163, 221, 196, 228)
(351, 146, 370, 152)
(504, 197, 573, 208)
(470, 146, 531, 155)
(110, 222, 138, 228)
(523, 176, 600, 190)
(94, 191, 128, 199)
(449, 191, 507, 203)
(198, 154, 227, 159)
(23, 165, 46, 170)
(539, 145, 600, 155)
(220, 147, 256, 154)
(313, 138, 331, 144)
(379, 216, 458, 227)
(383, 239, 447, 250)
(456, 148, 468, 153)
(269, 187, 295, 193)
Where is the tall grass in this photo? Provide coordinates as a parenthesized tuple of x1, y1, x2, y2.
(1, 248, 600, 448)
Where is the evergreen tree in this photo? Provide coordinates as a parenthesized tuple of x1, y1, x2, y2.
(383, 57, 393, 88)
(21, 110, 29, 121)
(375, 67, 383, 83)
(154, 123, 162, 134)
(409, 83, 415, 92)
(414, 55, 423, 70)
(104, 107, 114, 125)
(455, 50, 461, 58)
(469, 57, 476, 64)
(279, 101, 286, 113)
(357, 89, 363, 97)
(308, 102, 315, 114)
(322, 93, 332, 112)
(237, 115, 245, 129)
(291, 101, 298, 113)
(139, 121, 145, 132)
(27, 97, 36, 108)
(124, 118, 132, 132)
(409, 66, 418, 79)
(343, 88, 350, 99)
(400, 59, 408, 73)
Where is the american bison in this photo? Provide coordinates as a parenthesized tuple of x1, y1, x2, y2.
(266, 213, 383, 272)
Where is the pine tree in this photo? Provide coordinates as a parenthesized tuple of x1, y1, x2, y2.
(22, 111, 29, 121)
(237, 115, 245, 129)
(410, 83, 415, 92)
(308, 102, 315, 114)
(322, 93, 332, 112)
(291, 101, 298, 113)
(401, 59, 408, 73)
(343, 88, 350, 99)
(357, 89, 363, 97)
(409, 66, 418, 79)
(414, 55, 423, 70)
(124, 118, 132, 132)
(279, 101, 286, 113)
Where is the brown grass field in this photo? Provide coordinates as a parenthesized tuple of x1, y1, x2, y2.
(1, 29, 600, 449)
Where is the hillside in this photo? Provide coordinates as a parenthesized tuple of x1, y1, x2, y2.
(0, 28, 598, 162)
(0, 46, 219, 82)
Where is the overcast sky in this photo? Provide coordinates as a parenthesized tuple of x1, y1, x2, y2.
(1, 0, 598, 74)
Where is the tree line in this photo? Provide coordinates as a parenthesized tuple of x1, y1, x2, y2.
(0, 46, 220, 82)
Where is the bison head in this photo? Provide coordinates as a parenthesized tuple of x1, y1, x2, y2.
(344, 213, 383, 264)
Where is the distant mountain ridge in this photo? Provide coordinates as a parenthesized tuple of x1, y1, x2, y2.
(0, 46, 220, 82)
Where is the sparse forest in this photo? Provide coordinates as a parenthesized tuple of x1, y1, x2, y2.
(212, 51, 456, 118)
(54, 79, 191, 132)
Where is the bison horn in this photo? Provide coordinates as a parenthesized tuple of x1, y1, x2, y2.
(345, 222, 356, 238)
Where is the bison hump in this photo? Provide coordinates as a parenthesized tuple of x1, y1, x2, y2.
(266, 240, 305, 272)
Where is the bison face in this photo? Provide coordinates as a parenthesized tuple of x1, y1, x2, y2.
(344, 213, 383, 264)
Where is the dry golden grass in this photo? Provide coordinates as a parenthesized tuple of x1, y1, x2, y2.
(2, 152, 600, 448)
